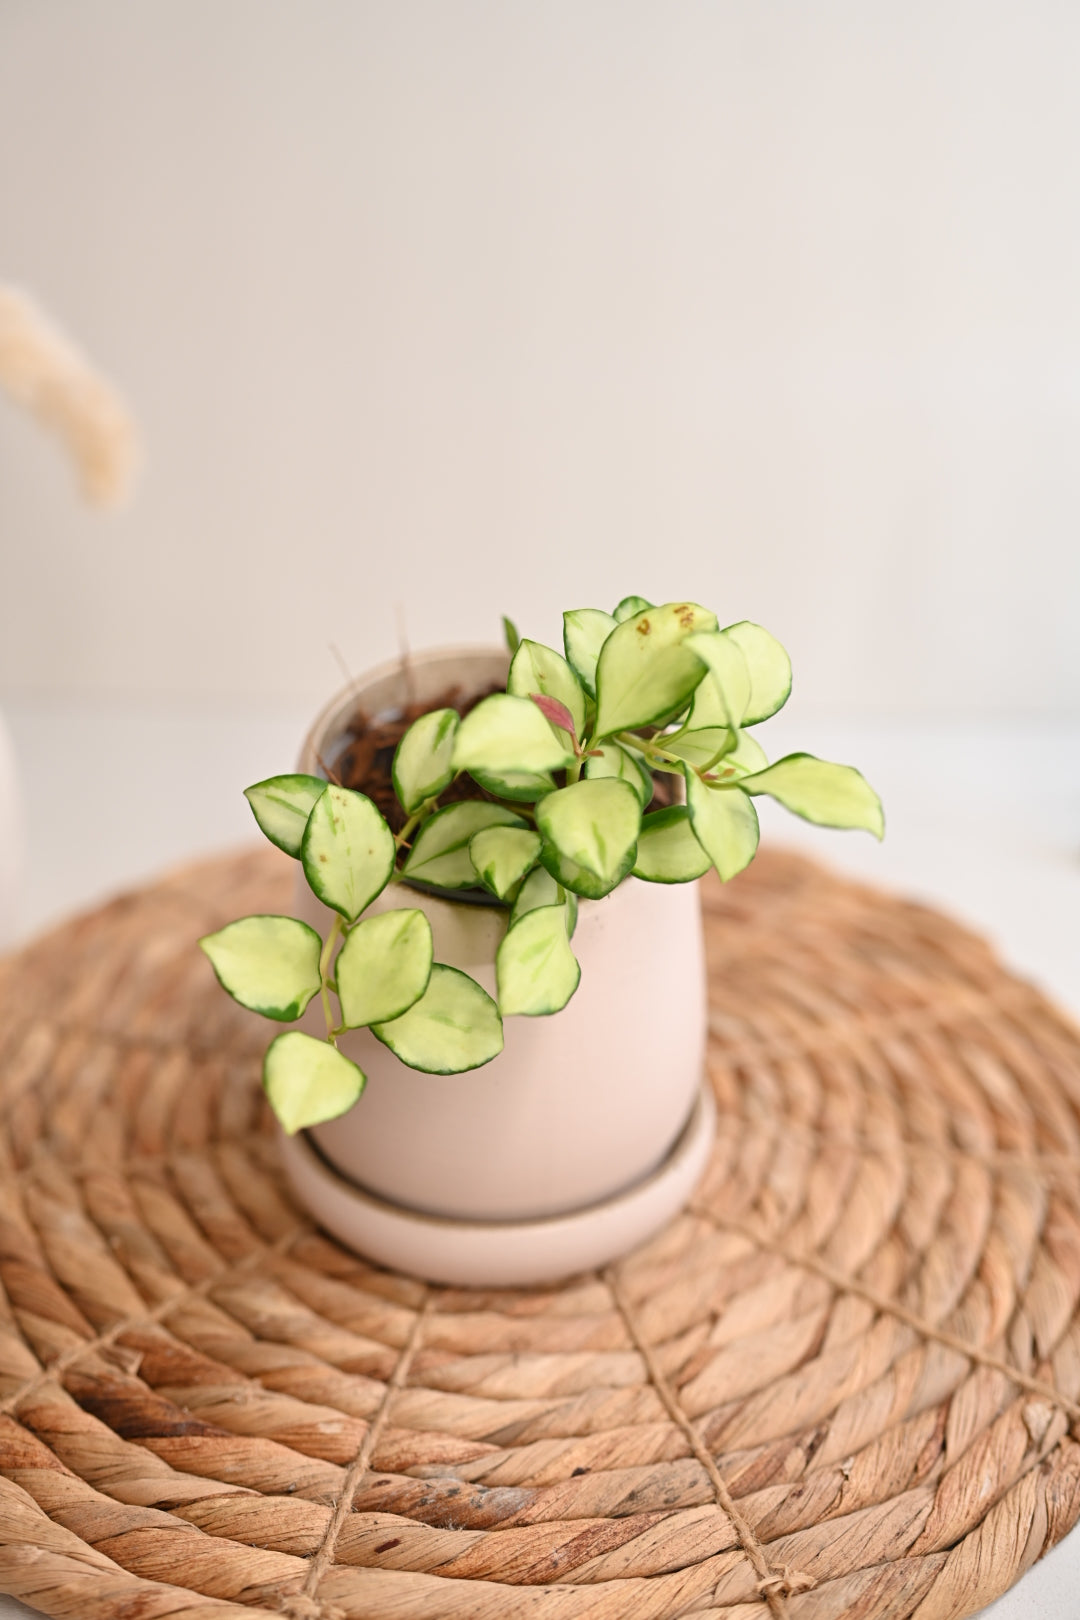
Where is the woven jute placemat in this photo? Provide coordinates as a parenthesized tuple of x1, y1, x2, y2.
(2, 847, 1080, 1620)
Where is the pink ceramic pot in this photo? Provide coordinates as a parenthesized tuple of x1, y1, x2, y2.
(280, 647, 714, 1285)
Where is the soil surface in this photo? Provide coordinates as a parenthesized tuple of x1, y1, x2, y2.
(330, 683, 503, 833)
(330, 682, 676, 833)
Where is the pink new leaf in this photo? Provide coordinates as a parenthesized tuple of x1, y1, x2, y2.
(529, 692, 577, 738)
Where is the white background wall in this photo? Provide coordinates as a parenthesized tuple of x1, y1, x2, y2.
(1, 0, 1079, 717)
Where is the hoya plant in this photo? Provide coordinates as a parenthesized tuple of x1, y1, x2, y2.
(201, 597, 883, 1135)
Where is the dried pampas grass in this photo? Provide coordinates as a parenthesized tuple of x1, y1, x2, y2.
(0, 283, 138, 507)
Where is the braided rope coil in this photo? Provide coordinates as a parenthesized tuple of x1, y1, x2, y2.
(1, 846, 1080, 1619)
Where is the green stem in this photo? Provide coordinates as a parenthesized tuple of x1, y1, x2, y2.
(615, 732, 685, 774)
(660, 716, 692, 749)
(698, 746, 739, 777)
(615, 730, 677, 764)
(319, 914, 343, 1043)
(394, 790, 449, 853)
(394, 809, 424, 849)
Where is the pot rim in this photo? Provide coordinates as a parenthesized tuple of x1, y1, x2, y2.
(298, 642, 508, 778)
(297, 643, 512, 912)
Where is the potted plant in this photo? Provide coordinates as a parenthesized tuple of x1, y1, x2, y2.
(201, 598, 882, 1285)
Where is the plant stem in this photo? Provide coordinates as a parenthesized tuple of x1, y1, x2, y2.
(394, 811, 423, 849)
(615, 731, 676, 763)
(615, 732, 685, 773)
(319, 914, 343, 1043)
(394, 790, 450, 854)
(698, 745, 739, 776)
(660, 716, 692, 749)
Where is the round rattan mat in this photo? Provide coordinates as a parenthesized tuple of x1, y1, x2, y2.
(2, 848, 1080, 1620)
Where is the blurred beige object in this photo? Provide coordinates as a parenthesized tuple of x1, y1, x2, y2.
(0, 284, 137, 507)
(0, 284, 138, 944)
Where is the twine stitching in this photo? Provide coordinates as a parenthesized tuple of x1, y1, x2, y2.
(0, 1223, 310, 1417)
(692, 1204, 1080, 1428)
(281, 1291, 433, 1620)
(606, 1266, 809, 1618)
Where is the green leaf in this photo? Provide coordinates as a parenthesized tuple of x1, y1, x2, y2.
(584, 742, 654, 806)
(496, 905, 580, 1016)
(199, 915, 323, 1021)
(563, 608, 617, 698)
(686, 665, 729, 730)
(469, 825, 542, 900)
(741, 753, 884, 838)
(726, 731, 769, 775)
(373, 964, 504, 1073)
(663, 724, 768, 774)
(469, 766, 556, 803)
(663, 725, 734, 770)
(244, 775, 327, 858)
(392, 708, 459, 816)
(509, 866, 578, 937)
(723, 621, 792, 724)
(335, 908, 433, 1028)
(301, 786, 395, 922)
(614, 594, 653, 622)
(452, 693, 575, 777)
(685, 630, 752, 728)
(535, 778, 641, 900)
(502, 614, 521, 656)
(508, 640, 587, 740)
(403, 801, 526, 890)
(594, 601, 718, 736)
(685, 770, 760, 881)
(263, 1031, 365, 1134)
(632, 806, 712, 884)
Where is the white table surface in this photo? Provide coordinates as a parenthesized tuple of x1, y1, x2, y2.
(2, 697, 1080, 1620)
